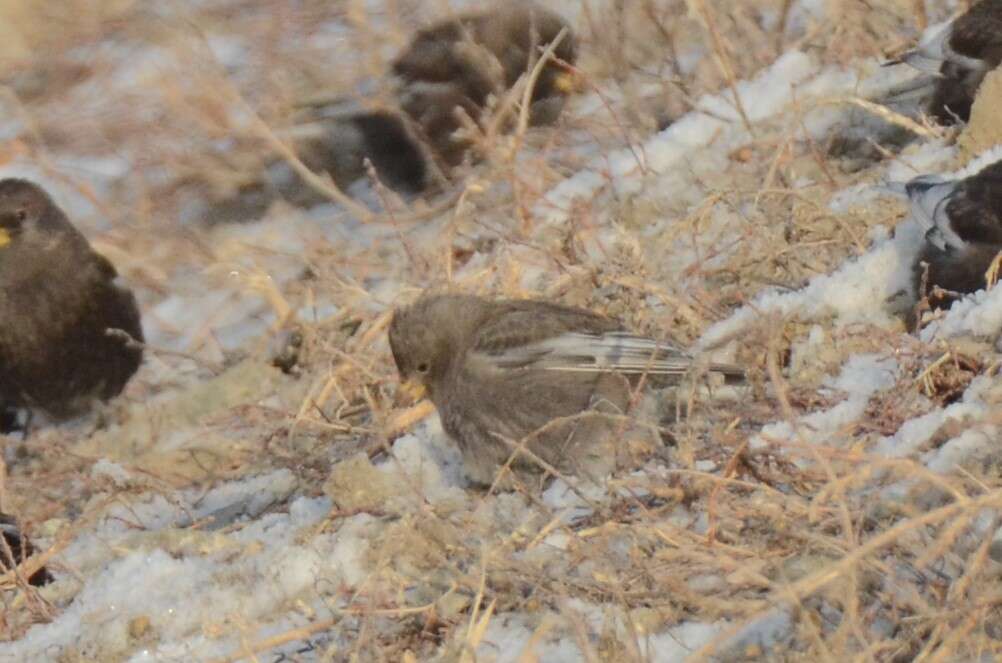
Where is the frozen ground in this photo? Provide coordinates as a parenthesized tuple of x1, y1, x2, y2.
(4, 0, 1002, 661)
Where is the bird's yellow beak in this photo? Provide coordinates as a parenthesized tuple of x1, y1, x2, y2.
(0, 228, 9, 248)
(553, 70, 584, 94)
(398, 378, 428, 403)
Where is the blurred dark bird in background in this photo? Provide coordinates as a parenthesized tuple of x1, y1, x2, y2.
(389, 293, 744, 486)
(205, 2, 579, 221)
(293, 1, 577, 191)
(889, 0, 1002, 124)
(392, 2, 578, 127)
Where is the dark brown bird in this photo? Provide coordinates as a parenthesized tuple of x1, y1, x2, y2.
(0, 179, 143, 429)
(0, 513, 52, 586)
(275, 110, 431, 198)
(388, 294, 744, 485)
(281, 85, 489, 198)
(893, 0, 1002, 124)
(907, 158, 1002, 308)
(304, 2, 575, 191)
(203, 3, 578, 221)
(393, 2, 578, 125)
(193, 110, 432, 224)
(394, 2, 577, 176)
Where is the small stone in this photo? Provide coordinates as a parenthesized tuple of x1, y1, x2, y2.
(128, 615, 151, 640)
(324, 453, 397, 512)
(269, 326, 304, 374)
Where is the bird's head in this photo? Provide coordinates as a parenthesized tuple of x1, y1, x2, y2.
(0, 178, 63, 251)
(388, 293, 485, 401)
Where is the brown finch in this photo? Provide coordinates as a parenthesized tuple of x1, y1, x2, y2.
(389, 294, 744, 485)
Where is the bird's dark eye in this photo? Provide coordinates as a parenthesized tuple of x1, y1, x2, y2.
(14, 209, 26, 222)
(417, 362, 429, 374)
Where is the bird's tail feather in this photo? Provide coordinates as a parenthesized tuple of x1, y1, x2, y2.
(882, 75, 939, 105)
(884, 26, 950, 76)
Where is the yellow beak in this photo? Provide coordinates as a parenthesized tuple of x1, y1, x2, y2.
(553, 70, 584, 94)
(0, 228, 9, 248)
(398, 378, 428, 403)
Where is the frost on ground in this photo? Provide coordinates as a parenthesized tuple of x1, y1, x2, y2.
(4, 0, 1002, 661)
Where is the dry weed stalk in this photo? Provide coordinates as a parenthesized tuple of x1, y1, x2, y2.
(686, 0, 756, 135)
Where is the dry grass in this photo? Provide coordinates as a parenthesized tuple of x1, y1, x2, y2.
(3, 0, 1002, 661)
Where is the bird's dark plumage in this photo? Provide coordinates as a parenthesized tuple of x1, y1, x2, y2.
(0, 514, 52, 586)
(394, 2, 577, 167)
(897, 0, 1002, 124)
(393, 3, 577, 110)
(0, 179, 143, 427)
(283, 110, 430, 196)
(388, 293, 744, 485)
(907, 158, 1002, 308)
(341, 2, 578, 184)
(204, 3, 578, 220)
(349, 112, 429, 191)
(304, 3, 575, 193)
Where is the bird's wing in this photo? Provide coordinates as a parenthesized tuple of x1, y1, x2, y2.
(392, 18, 481, 84)
(470, 299, 622, 356)
(882, 74, 939, 104)
(906, 174, 965, 251)
(467, 299, 744, 381)
(890, 7, 1000, 76)
(90, 251, 120, 281)
(478, 328, 745, 382)
(487, 330, 686, 372)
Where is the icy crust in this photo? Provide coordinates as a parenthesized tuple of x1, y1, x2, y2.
(753, 354, 901, 450)
(3, 428, 469, 661)
(700, 128, 1002, 533)
(700, 140, 1002, 351)
(923, 285, 1002, 341)
(537, 47, 925, 228)
(702, 136, 1002, 475)
(538, 52, 820, 225)
(3, 471, 335, 661)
